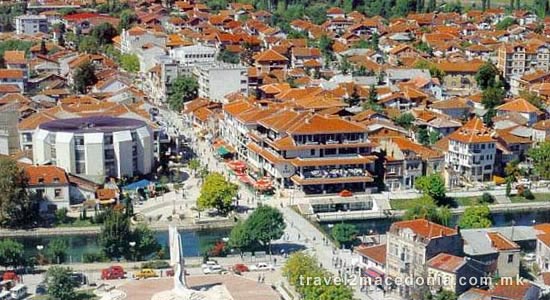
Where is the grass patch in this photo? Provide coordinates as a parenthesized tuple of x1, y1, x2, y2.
(510, 193, 550, 203)
(391, 196, 484, 209)
(32, 290, 98, 300)
(55, 218, 95, 228)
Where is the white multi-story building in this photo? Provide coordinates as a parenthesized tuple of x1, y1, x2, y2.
(120, 27, 166, 54)
(15, 15, 48, 34)
(445, 118, 496, 185)
(170, 44, 218, 66)
(194, 62, 248, 102)
(33, 116, 154, 182)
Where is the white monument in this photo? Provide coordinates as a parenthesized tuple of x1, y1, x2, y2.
(151, 225, 231, 300)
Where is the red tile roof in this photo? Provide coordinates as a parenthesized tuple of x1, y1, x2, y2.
(355, 244, 386, 265)
(24, 165, 68, 186)
(391, 219, 458, 239)
(427, 253, 466, 273)
(448, 117, 495, 144)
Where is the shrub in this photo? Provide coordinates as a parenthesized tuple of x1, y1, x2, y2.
(481, 192, 495, 204)
(522, 189, 535, 200)
(82, 252, 109, 263)
(55, 208, 70, 224)
(141, 260, 170, 269)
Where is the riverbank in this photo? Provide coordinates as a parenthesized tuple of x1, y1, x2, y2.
(0, 220, 236, 238)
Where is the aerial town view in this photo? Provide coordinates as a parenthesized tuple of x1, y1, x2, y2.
(5, 0, 550, 300)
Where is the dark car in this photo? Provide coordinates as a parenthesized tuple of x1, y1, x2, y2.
(35, 283, 47, 295)
(69, 272, 87, 286)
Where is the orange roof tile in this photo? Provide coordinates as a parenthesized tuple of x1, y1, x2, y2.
(448, 117, 495, 144)
(487, 232, 520, 251)
(427, 253, 466, 273)
(24, 165, 68, 185)
(0, 69, 24, 79)
(355, 244, 386, 265)
(391, 219, 458, 239)
(496, 98, 542, 114)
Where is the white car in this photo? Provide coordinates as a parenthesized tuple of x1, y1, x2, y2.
(249, 263, 274, 271)
(202, 261, 223, 274)
(523, 253, 536, 262)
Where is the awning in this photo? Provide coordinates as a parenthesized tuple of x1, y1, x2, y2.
(217, 146, 230, 156)
(339, 189, 353, 197)
(255, 177, 272, 190)
(363, 268, 384, 279)
(227, 160, 247, 171)
(99, 199, 116, 205)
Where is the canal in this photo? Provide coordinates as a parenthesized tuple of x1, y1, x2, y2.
(14, 228, 230, 263)
(319, 209, 550, 235)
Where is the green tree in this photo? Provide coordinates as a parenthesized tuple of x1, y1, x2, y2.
(504, 159, 522, 182)
(120, 54, 139, 72)
(483, 108, 496, 127)
(414, 60, 445, 80)
(459, 205, 492, 229)
(475, 62, 499, 90)
(415, 174, 446, 203)
(188, 159, 201, 175)
(168, 76, 198, 112)
(331, 223, 358, 247)
(228, 221, 253, 254)
(55, 207, 70, 224)
(393, 113, 415, 130)
(0, 157, 39, 228)
(403, 195, 451, 226)
(481, 192, 495, 204)
(47, 238, 68, 264)
(528, 141, 550, 179)
(417, 128, 430, 145)
(118, 9, 138, 31)
(481, 86, 505, 110)
(45, 266, 77, 300)
(99, 209, 131, 259)
(217, 49, 240, 64)
(197, 172, 238, 215)
(520, 91, 545, 110)
(244, 205, 285, 252)
(131, 224, 161, 261)
(91, 22, 118, 45)
(73, 61, 97, 94)
(496, 17, 517, 30)
(78, 36, 100, 54)
(0, 238, 24, 268)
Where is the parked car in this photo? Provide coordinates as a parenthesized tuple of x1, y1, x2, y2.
(70, 272, 87, 286)
(2, 271, 18, 282)
(35, 283, 46, 295)
(101, 266, 125, 280)
(523, 253, 536, 262)
(232, 264, 249, 273)
(134, 269, 158, 279)
(202, 261, 223, 274)
(249, 263, 274, 271)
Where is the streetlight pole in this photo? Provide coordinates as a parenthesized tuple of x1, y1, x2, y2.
(129, 241, 136, 262)
(36, 245, 44, 266)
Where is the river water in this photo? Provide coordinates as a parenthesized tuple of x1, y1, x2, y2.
(14, 228, 230, 263)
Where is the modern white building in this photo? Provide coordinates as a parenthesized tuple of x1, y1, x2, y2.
(120, 27, 166, 54)
(15, 15, 48, 35)
(194, 62, 248, 102)
(445, 118, 496, 185)
(33, 116, 154, 182)
(170, 44, 218, 66)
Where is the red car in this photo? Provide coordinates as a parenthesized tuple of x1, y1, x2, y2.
(233, 264, 249, 273)
(101, 266, 125, 280)
(2, 271, 19, 282)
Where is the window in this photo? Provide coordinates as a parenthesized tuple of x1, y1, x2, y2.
(104, 135, 113, 144)
(75, 136, 84, 146)
(508, 254, 514, 263)
(54, 189, 62, 198)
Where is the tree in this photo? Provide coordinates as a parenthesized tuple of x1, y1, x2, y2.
(528, 141, 550, 179)
(0, 239, 24, 268)
(393, 113, 415, 130)
(496, 17, 517, 30)
(39, 39, 47, 55)
(45, 266, 77, 300)
(414, 60, 444, 80)
(504, 159, 522, 182)
(55, 207, 70, 224)
(197, 172, 238, 215)
(168, 76, 198, 112)
(481, 192, 495, 204)
(99, 209, 131, 259)
(131, 224, 161, 261)
(481, 87, 505, 110)
(118, 10, 138, 31)
(0, 157, 39, 228)
(78, 36, 100, 54)
(47, 238, 68, 264)
(417, 128, 430, 145)
(228, 221, 252, 254)
(475, 62, 499, 90)
(345, 86, 361, 106)
(415, 174, 446, 203)
(91, 22, 118, 45)
(73, 61, 97, 94)
(120, 54, 139, 73)
(244, 205, 285, 252)
(520, 91, 545, 110)
(331, 223, 358, 247)
(188, 159, 201, 175)
(403, 195, 451, 226)
(483, 108, 496, 127)
(217, 49, 240, 64)
(459, 205, 492, 229)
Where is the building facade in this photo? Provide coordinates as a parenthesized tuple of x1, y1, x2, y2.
(33, 116, 153, 182)
(15, 15, 48, 35)
(194, 62, 248, 102)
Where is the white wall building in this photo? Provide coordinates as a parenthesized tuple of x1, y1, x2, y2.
(120, 27, 166, 54)
(33, 116, 154, 182)
(194, 62, 248, 102)
(15, 15, 48, 35)
(170, 44, 218, 66)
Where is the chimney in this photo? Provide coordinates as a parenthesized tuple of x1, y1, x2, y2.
(455, 225, 461, 235)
